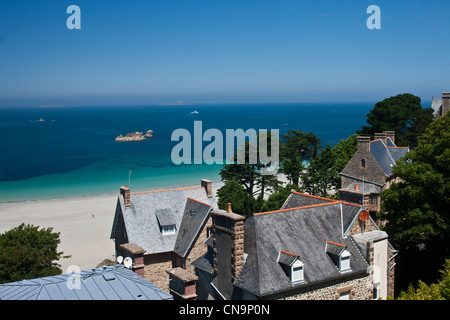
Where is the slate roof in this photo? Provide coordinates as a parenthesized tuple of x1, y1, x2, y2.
(277, 250, 300, 266)
(369, 139, 409, 176)
(233, 201, 369, 297)
(281, 191, 335, 210)
(155, 208, 176, 227)
(0, 265, 173, 300)
(111, 187, 217, 256)
(173, 198, 213, 258)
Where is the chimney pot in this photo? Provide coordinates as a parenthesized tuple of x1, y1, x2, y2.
(227, 203, 232, 213)
(354, 184, 359, 190)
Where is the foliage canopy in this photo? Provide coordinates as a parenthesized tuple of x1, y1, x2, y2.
(0, 223, 68, 284)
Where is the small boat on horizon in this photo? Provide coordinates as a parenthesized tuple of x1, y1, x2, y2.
(190, 110, 199, 114)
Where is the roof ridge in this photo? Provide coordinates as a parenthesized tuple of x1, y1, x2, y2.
(326, 240, 347, 247)
(291, 191, 336, 202)
(280, 249, 300, 258)
(254, 201, 337, 216)
(186, 197, 212, 207)
(254, 200, 361, 217)
(131, 186, 203, 195)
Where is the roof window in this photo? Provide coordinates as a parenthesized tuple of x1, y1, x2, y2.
(325, 241, 352, 273)
(277, 250, 305, 283)
(155, 208, 177, 235)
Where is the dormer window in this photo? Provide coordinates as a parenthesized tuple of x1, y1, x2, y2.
(155, 208, 177, 236)
(325, 241, 352, 273)
(277, 250, 305, 283)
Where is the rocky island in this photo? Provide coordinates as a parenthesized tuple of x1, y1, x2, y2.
(115, 130, 153, 142)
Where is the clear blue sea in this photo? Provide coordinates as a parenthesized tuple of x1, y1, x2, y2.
(0, 103, 373, 202)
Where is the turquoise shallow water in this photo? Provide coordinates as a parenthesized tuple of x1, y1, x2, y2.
(0, 103, 373, 202)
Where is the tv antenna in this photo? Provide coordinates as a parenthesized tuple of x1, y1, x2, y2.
(128, 169, 132, 187)
(361, 176, 365, 209)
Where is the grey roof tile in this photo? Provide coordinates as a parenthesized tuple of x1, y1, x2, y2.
(174, 198, 212, 258)
(282, 192, 334, 209)
(114, 187, 218, 255)
(370, 139, 409, 176)
(234, 202, 368, 297)
(155, 208, 176, 227)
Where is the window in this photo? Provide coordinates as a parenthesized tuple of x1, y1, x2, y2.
(372, 196, 378, 205)
(339, 291, 350, 300)
(277, 250, 305, 284)
(291, 260, 304, 283)
(339, 250, 351, 272)
(373, 283, 380, 300)
(360, 158, 366, 168)
(162, 225, 176, 235)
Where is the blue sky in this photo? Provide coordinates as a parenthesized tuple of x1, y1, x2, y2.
(0, 0, 449, 106)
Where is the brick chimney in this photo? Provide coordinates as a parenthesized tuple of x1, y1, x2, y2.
(383, 131, 395, 144)
(201, 179, 213, 198)
(166, 267, 198, 300)
(374, 132, 387, 144)
(357, 136, 371, 152)
(120, 185, 130, 207)
(211, 206, 245, 286)
(119, 243, 146, 277)
(442, 92, 450, 115)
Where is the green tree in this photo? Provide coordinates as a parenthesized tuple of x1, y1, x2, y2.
(359, 93, 433, 148)
(260, 183, 301, 212)
(381, 112, 450, 291)
(216, 180, 262, 218)
(220, 132, 280, 199)
(0, 223, 69, 284)
(280, 130, 321, 186)
(302, 143, 338, 197)
(397, 259, 450, 300)
(332, 134, 358, 188)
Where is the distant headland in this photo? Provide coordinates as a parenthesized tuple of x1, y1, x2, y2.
(115, 130, 153, 142)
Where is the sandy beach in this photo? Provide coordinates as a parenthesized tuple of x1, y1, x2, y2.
(0, 174, 292, 274)
(0, 182, 225, 273)
(0, 193, 119, 273)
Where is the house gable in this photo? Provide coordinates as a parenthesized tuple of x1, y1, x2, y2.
(340, 142, 387, 187)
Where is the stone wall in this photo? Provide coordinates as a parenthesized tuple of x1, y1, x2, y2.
(341, 137, 387, 188)
(442, 92, 450, 116)
(348, 214, 379, 235)
(269, 273, 373, 300)
(143, 252, 173, 293)
(141, 218, 212, 293)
